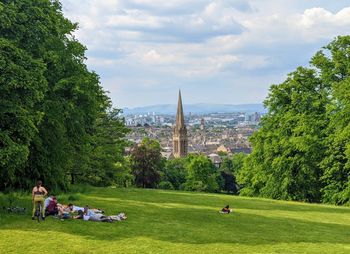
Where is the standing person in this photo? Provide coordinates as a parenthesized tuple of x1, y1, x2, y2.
(32, 180, 48, 220)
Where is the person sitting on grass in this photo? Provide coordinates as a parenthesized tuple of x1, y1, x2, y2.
(220, 205, 233, 214)
(57, 203, 73, 219)
(32, 180, 48, 220)
(44, 194, 55, 209)
(46, 196, 58, 216)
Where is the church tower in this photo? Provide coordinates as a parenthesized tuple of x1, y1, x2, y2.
(173, 90, 188, 158)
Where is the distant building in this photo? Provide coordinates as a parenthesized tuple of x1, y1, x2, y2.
(200, 118, 205, 130)
(208, 153, 222, 168)
(173, 90, 188, 158)
(217, 145, 229, 154)
(232, 147, 252, 154)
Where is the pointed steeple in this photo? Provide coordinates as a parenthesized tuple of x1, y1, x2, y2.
(173, 90, 188, 158)
(176, 90, 185, 128)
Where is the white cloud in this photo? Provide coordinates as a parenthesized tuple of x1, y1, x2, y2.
(297, 7, 350, 41)
(60, 0, 350, 107)
(141, 49, 178, 65)
(107, 10, 164, 29)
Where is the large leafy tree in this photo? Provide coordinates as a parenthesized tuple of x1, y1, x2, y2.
(184, 154, 219, 192)
(0, 38, 47, 190)
(0, 0, 127, 191)
(238, 36, 350, 204)
(238, 67, 329, 202)
(219, 153, 246, 194)
(82, 108, 130, 186)
(315, 36, 350, 204)
(161, 158, 187, 190)
(130, 138, 164, 188)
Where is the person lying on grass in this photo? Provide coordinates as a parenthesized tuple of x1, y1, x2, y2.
(54, 202, 125, 222)
(83, 205, 104, 216)
(57, 203, 104, 219)
(70, 205, 127, 222)
(80, 211, 127, 223)
(220, 205, 233, 214)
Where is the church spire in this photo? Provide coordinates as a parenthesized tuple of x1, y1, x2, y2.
(173, 90, 188, 158)
(176, 90, 185, 128)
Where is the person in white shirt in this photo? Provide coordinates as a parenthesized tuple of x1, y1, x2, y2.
(72, 205, 84, 213)
(44, 195, 54, 208)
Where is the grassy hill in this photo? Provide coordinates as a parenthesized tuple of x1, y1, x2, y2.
(0, 187, 349, 254)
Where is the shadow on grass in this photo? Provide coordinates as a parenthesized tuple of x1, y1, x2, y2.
(85, 188, 350, 215)
(1, 194, 350, 246)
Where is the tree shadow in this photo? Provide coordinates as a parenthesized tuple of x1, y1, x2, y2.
(1, 195, 350, 247)
(85, 188, 350, 215)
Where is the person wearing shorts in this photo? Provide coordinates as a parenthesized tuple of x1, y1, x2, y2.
(32, 180, 48, 220)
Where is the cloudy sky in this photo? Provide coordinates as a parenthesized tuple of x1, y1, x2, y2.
(60, 0, 350, 108)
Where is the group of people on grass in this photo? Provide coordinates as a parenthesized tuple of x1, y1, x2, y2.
(32, 181, 127, 222)
(32, 180, 232, 222)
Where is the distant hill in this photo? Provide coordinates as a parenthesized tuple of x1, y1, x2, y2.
(122, 103, 266, 115)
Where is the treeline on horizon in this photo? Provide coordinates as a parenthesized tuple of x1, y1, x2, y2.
(1, 1, 350, 206)
(127, 138, 245, 194)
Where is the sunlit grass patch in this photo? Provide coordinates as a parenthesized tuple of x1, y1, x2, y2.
(0, 187, 350, 254)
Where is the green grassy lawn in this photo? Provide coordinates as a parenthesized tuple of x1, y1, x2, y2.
(0, 187, 350, 254)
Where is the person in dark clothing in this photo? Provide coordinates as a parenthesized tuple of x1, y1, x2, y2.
(46, 196, 58, 216)
(221, 205, 233, 214)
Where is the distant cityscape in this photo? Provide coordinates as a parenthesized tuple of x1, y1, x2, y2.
(124, 109, 263, 163)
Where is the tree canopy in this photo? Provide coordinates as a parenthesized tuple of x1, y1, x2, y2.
(238, 36, 350, 205)
(130, 138, 163, 188)
(0, 0, 129, 191)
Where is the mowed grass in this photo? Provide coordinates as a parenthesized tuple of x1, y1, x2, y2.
(0, 187, 350, 254)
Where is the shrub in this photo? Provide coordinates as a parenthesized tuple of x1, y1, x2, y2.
(68, 194, 80, 201)
(158, 181, 174, 190)
(69, 184, 91, 194)
(184, 180, 206, 192)
(206, 175, 220, 193)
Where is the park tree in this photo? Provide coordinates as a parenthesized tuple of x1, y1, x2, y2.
(217, 156, 237, 193)
(219, 157, 236, 193)
(232, 153, 247, 175)
(112, 155, 134, 188)
(218, 154, 247, 194)
(238, 35, 350, 205)
(0, 39, 47, 190)
(130, 138, 164, 188)
(161, 158, 187, 190)
(78, 108, 130, 186)
(315, 36, 350, 205)
(0, 0, 127, 191)
(184, 154, 219, 192)
(220, 170, 237, 194)
(238, 66, 329, 202)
